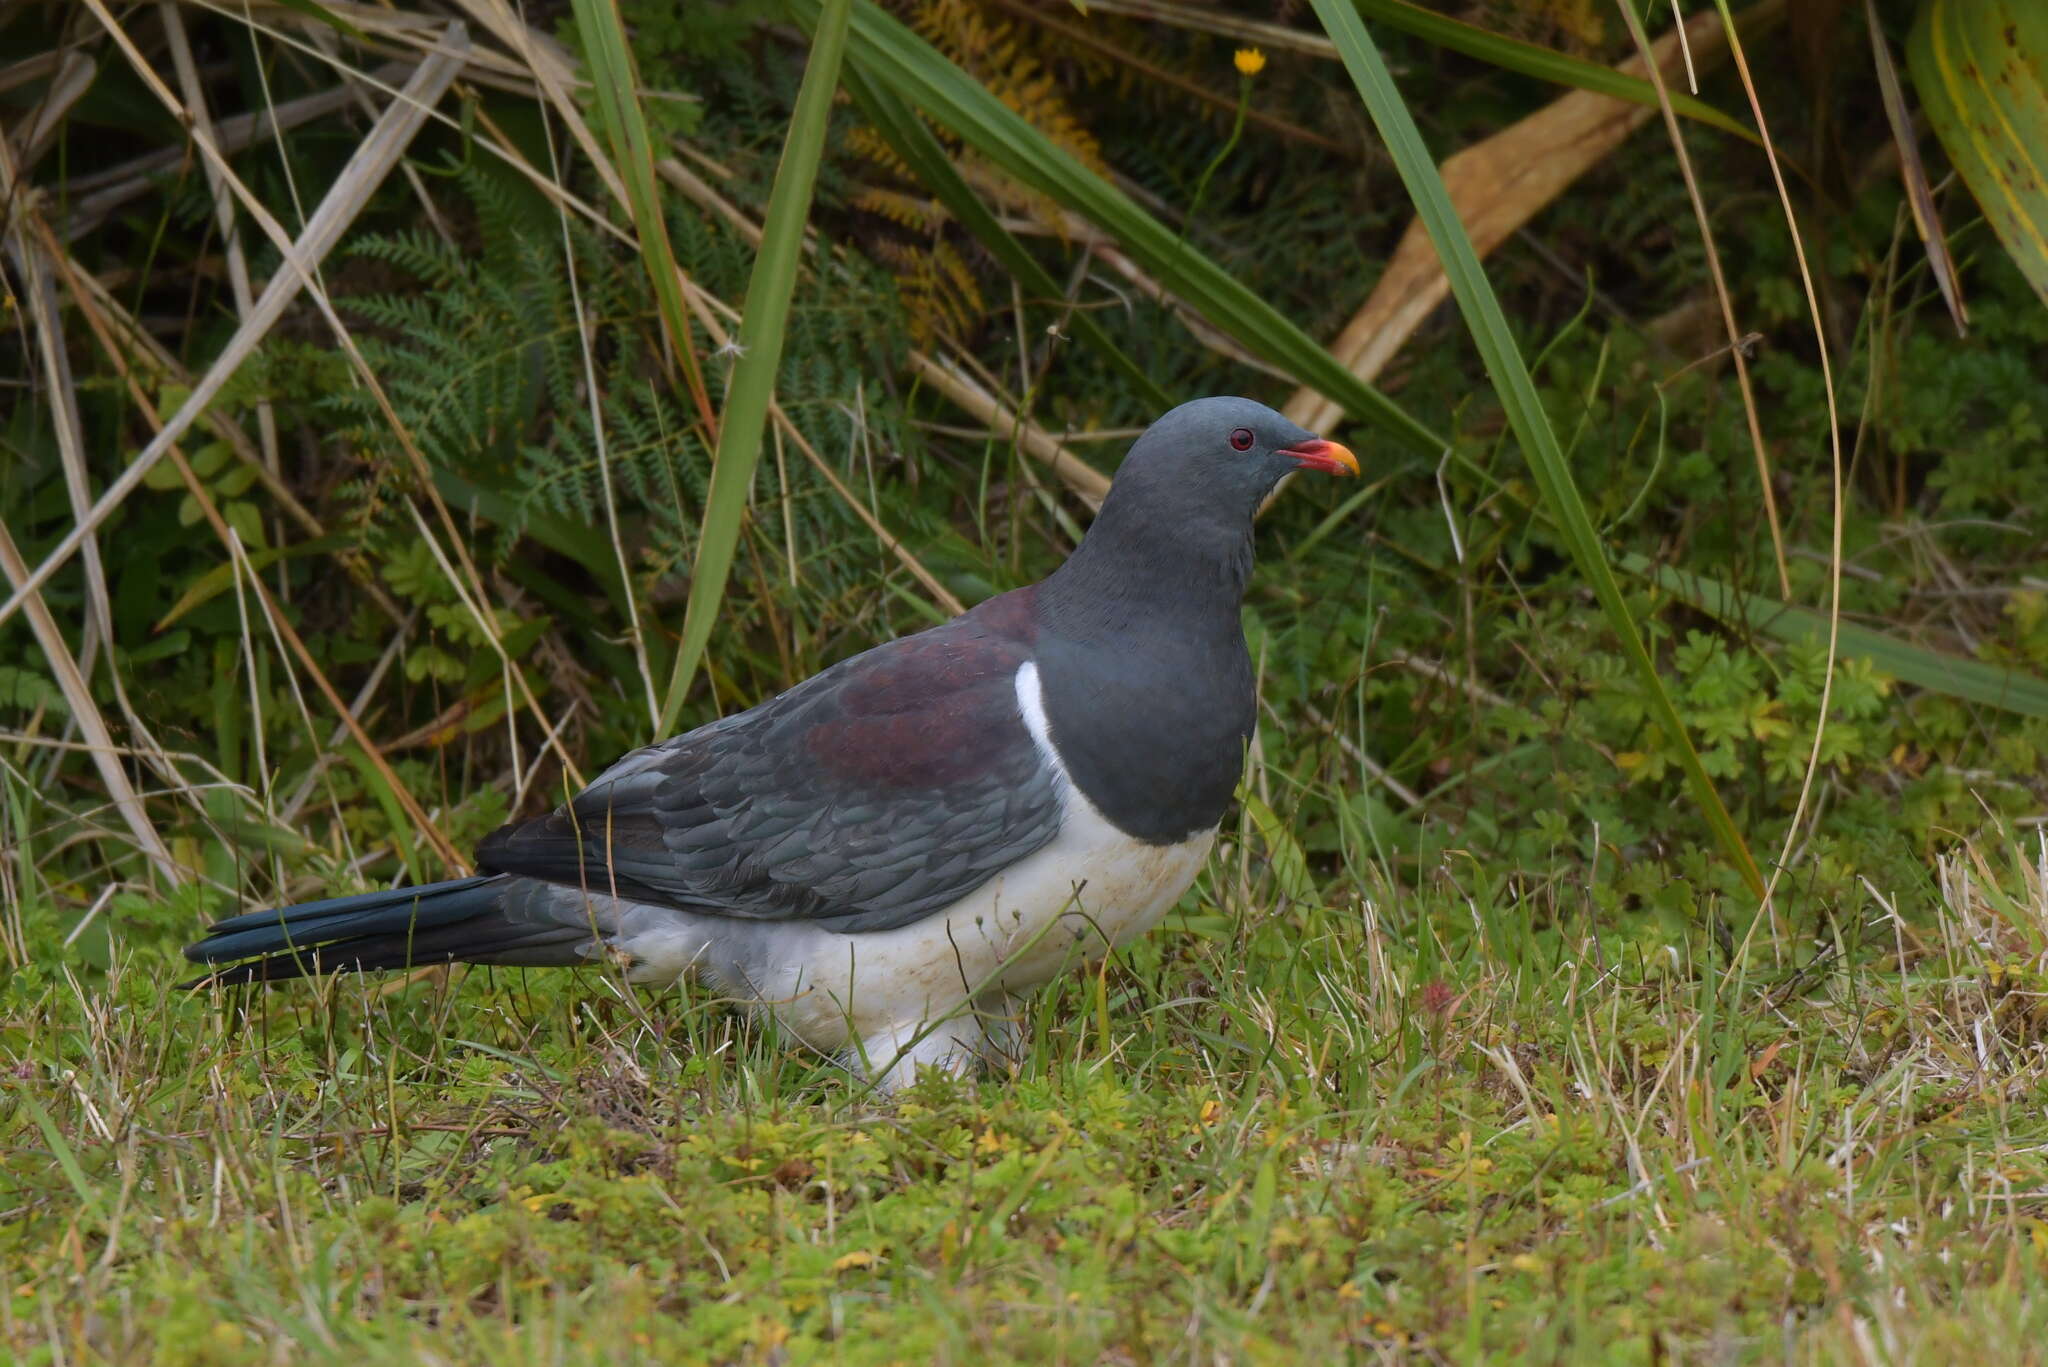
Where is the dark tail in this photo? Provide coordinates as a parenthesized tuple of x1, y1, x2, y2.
(183, 875, 585, 986)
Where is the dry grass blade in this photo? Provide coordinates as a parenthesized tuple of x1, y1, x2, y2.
(0, 132, 191, 872)
(0, 16, 467, 636)
(61, 63, 405, 238)
(1285, 2, 1758, 434)
(570, 0, 717, 437)
(1614, 0, 1791, 601)
(909, 350, 1112, 508)
(159, 0, 284, 483)
(443, 0, 630, 205)
(10, 49, 95, 168)
(3, 179, 113, 672)
(225, 0, 558, 93)
(1703, 0, 1846, 923)
(1866, 0, 1967, 335)
(1277, 697, 1422, 809)
(777, 417, 967, 618)
(657, 0, 855, 733)
(1071, 0, 1345, 60)
(658, 154, 763, 247)
(277, 614, 417, 825)
(0, 521, 175, 882)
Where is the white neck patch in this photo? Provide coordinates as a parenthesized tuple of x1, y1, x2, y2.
(1012, 661, 1064, 782)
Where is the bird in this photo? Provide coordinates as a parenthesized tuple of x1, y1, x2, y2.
(184, 396, 1359, 1090)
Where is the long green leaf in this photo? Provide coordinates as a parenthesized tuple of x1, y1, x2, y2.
(841, 65, 1171, 412)
(571, 0, 716, 429)
(1354, 0, 1756, 142)
(656, 0, 853, 734)
(1628, 555, 2048, 717)
(792, 0, 1444, 458)
(1909, 0, 2048, 309)
(1309, 0, 1763, 898)
(16, 1092, 106, 1222)
(1067, 0, 1757, 142)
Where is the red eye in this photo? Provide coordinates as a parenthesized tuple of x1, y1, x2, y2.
(1230, 428, 1254, 451)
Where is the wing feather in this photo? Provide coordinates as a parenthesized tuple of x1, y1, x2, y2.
(475, 590, 1060, 933)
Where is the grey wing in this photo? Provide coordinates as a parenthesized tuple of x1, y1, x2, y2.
(474, 605, 1064, 933)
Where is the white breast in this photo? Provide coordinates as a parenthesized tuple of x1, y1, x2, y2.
(968, 660, 1215, 982)
(602, 660, 1215, 1075)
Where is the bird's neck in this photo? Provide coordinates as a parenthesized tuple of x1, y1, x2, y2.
(1035, 495, 1254, 641)
(1027, 493, 1259, 845)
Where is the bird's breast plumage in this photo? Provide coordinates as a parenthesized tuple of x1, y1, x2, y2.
(1032, 622, 1254, 845)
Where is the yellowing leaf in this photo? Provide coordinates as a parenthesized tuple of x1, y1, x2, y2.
(1911, 1, 2048, 309)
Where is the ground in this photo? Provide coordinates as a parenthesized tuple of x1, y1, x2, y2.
(7, 812, 2045, 1363)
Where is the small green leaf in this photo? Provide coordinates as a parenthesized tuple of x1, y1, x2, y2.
(142, 457, 185, 492)
(0, 665, 68, 717)
(224, 501, 265, 550)
(191, 441, 232, 480)
(216, 463, 260, 499)
(125, 629, 191, 665)
(1628, 554, 2048, 718)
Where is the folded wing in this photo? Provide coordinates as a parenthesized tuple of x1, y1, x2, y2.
(475, 589, 1062, 934)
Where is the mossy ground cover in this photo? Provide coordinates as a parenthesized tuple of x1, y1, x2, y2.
(7, 814, 2046, 1362)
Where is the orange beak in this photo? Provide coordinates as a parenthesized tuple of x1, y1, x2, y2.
(1279, 438, 1359, 477)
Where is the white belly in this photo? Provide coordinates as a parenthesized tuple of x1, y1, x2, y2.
(601, 661, 1215, 1070)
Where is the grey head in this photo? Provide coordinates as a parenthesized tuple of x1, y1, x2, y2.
(1030, 396, 1357, 843)
(1036, 396, 1358, 634)
(1092, 396, 1358, 551)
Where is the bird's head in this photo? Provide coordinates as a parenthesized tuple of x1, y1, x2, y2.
(1112, 396, 1358, 526)
(1040, 395, 1361, 628)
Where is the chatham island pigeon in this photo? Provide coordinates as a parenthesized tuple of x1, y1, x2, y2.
(185, 396, 1359, 1089)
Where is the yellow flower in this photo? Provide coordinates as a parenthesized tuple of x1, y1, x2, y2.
(1233, 47, 1266, 77)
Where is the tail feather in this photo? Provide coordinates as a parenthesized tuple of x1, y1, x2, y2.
(182, 875, 587, 986)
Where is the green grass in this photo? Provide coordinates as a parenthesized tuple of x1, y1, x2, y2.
(7, 807, 2046, 1362)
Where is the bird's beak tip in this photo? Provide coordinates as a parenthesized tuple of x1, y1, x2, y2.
(1283, 438, 1359, 477)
